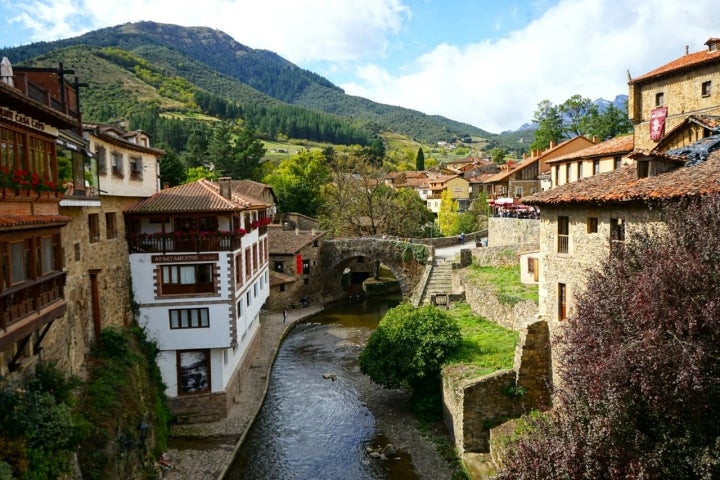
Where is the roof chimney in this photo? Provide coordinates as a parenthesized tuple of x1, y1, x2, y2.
(218, 176, 232, 199)
(685, 45, 689, 55)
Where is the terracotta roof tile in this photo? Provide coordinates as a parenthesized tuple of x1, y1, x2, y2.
(0, 215, 71, 230)
(630, 40, 720, 84)
(524, 150, 720, 206)
(125, 179, 269, 213)
(268, 225, 325, 255)
(546, 135, 634, 164)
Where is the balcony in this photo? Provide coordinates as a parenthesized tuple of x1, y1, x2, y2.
(128, 232, 245, 253)
(0, 272, 67, 349)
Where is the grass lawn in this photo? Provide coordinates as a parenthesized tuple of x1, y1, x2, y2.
(444, 302, 518, 379)
(467, 264, 539, 305)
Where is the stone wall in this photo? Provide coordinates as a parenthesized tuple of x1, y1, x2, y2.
(488, 217, 539, 248)
(42, 196, 136, 378)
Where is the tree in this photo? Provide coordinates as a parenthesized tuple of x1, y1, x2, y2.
(210, 122, 266, 181)
(263, 150, 331, 217)
(529, 100, 564, 152)
(558, 94, 595, 137)
(359, 304, 461, 390)
(494, 196, 720, 479)
(584, 103, 633, 141)
(489, 147, 507, 164)
(415, 147, 425, 171)
(438, 190, 459, 236)
(157, 144, 185, 187)
(185, 166, 216, 182)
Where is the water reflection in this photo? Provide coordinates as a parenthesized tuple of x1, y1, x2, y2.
(226, 296, 419, 480)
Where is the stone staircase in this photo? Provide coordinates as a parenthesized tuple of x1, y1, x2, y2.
(419, 257, 454, 305)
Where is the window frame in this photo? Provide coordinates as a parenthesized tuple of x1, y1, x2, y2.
(169, 308, 210, 329)
(557, 216, 569, 254)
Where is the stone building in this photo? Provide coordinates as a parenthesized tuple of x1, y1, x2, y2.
(524, 144, 720, 384)
(629, 37, 720, 151)
(124, 178, 274, 422)
(267, 223, 326, 310)
(0, 60, 80, 377)
(48, 123, 164, 377)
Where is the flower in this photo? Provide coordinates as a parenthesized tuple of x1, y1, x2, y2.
(0, 167, 66, 192)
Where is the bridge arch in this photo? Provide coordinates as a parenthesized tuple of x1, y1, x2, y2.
(312, 238, 431, 303)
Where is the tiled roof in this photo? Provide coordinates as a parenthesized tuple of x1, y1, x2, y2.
(268, 225, 325, 255)
(269, 270, 297, 287)
(545, 135, 633, 164)
(0, 214, 71, 230)
(124, 179, 268, 213)
(524, 150, 720, 206)
(229, 179, 274, 201)
(630, 39, 720, 84)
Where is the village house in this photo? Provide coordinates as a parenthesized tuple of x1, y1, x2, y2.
(426, 173, 470, 213)
(267, 221, 326, 310)
(629, 37, 720, 151)
(545, 134, 634, 188)
(483, 136, 595, 199)
(0, 60, 80, 377)
(124, 177, 274, 422)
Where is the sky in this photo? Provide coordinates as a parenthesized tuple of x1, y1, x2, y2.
(0, 0, 717, 134)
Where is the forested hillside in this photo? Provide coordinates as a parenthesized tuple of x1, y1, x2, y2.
(0, 21, 491, 145)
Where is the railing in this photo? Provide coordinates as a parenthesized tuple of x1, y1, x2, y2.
(128, 233, 245, 253)
(0, 271, 66, 331)
(557, 234, 569, 254)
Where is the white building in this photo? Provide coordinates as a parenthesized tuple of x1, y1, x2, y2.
(124, 177, 273, 422)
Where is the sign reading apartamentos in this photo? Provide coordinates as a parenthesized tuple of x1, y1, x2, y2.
(152, 254, 219, 263)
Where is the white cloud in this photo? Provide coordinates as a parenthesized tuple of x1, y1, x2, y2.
(343, 0, 720, 132)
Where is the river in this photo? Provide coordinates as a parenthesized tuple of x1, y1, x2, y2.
(225, 295, 433, 480)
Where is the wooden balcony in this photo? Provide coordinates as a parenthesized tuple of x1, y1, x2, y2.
(128, 232, 245, 253)
(0, 272, 67, 350)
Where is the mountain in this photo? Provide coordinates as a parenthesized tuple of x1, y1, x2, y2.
(0, 21, 491, 145)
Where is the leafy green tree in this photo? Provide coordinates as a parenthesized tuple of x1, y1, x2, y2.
(210, 122, 266, 181)
(263, 150, 331, 216)
(179, 123, 212, 169)
(494, 195, 720, 479)
(415, 147, 425, 171)
(584, 102, 633, 141)
(529, 99, 564, 152)
(489, 147, 507, 164)
(157, 144, 185, 187)
(359, 304, 461, 390)
(438, 190, 459, 236)
(558, 94, 595, 137)
(185, 166, 217, 182)
(383, 188, 435, 238)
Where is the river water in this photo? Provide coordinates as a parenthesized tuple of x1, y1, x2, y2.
(225, 295, 426, 480)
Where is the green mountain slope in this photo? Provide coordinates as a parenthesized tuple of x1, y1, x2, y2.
(0, 21, 491, 144)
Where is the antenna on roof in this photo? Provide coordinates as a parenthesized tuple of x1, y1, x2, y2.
(627, 69, 632, 82)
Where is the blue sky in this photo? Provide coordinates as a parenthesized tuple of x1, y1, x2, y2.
(0, 0, 717, 133)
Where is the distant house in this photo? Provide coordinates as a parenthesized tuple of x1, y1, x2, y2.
(267, 223, 326, 310)
(545, 135, 634, 188)
(484, 136, 595, 198)
(124, 177, 274, 422)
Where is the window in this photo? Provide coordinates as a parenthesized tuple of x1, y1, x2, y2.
(655, 92, 664, 107)
(105, 212, 117, 239)
(245, 249, 251, 278)
(702, 81, 711, 97)
(610, 217, 625, 251)
(614, 156, 622, 170)
(9, 241, 29, 285)
(302, 259, 311, 275)
(565, 164, 570, 184)
(514, 186, 523, 197)
(593, 159, 600, 175)
(577, 161, 583, 179)
(235, 254, 243, 286)
(274, 261, 284, 273)
(170, 308, 210, 329)
(554, 166, 559, 186)
(558, 283, 567, 321)
(160, 264, 214, 295)
(252, 245, 258, 272)
(587, 217, 598, 234)
(557, 216, 569, 254)
(177, 350, 210, 395)
(111, 151, 123, 175)
(88, 214, 100, 243)
(96, 146, 107, 174)
(38, 236, 57, 274)
(130, 156, 142, 179)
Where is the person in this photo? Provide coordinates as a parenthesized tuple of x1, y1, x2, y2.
(459, 232, 465, 244)
(283, 309, 287, 323)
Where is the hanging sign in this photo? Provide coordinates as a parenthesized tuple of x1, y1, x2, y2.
(649, 106, 668, 141)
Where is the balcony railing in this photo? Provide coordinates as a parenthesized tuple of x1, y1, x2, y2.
(557, 234, 569, 254)
(0, 271, 66, 332)
(128, 232, 245, 253)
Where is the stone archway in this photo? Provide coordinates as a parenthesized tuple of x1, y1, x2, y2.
(313, 238, 430, 304)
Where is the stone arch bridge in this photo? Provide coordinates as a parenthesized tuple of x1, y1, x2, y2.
(311, 238, 431, 304)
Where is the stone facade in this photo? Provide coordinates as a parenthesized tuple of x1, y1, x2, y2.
(487, 217, 539, 249)
(43, 196, 136, 378)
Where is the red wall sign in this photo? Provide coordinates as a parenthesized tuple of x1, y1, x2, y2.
(649, 106, 668, 141)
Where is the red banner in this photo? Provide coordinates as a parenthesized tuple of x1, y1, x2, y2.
(649, 106, 668, 141)
(296, 254, 302, 275)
